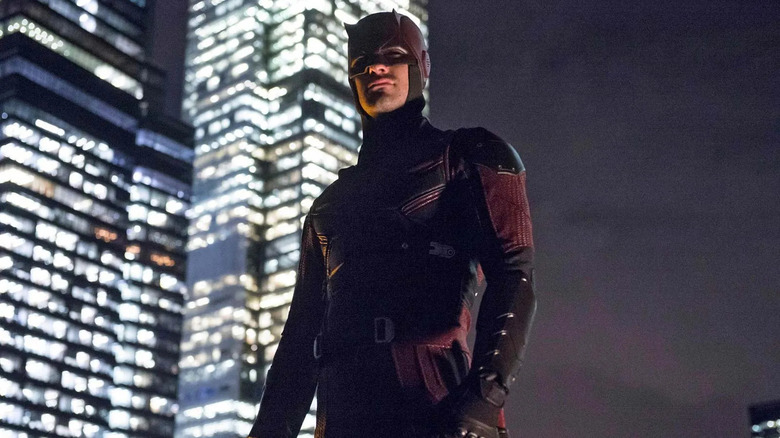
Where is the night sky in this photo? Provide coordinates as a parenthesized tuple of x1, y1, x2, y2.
(152, 1, 779, 436)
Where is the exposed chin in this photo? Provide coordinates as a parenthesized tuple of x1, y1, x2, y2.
(358, 87, 409, 117)
(367, 100, 405, 117)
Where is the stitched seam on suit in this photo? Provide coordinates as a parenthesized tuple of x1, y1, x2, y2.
(475, 165, 534, 249)
(400, 184, 446, 214)
(407, 157, 444, 174)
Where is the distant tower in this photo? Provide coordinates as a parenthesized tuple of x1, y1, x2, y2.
(0, 1, 192, 437)
(176, 1, 427, 437)
(750, 400, 780, 438)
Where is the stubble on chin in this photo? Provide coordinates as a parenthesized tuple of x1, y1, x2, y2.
(362, 86, 404, 114)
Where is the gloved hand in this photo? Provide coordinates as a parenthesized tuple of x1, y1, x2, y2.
(434, 370, 509, 438)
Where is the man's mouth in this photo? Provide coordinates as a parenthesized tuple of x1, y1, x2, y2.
(368, 79, 393, 90)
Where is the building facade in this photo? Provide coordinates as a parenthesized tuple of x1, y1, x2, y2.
(176, 1, 426, 437)
(0, 1, 192, 437)
(751, 400, 780, 438)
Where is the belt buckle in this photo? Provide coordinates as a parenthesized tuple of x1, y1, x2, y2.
(374, 317, 395, 343)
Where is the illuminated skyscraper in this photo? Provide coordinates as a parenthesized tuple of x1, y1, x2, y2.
(177, 1, 426, 437)
(0, 1, 191, 437)
(751, 400, 780, 438)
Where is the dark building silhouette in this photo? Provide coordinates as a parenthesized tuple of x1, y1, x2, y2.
(751, 400, 780, 438)
(0, 1, 192, 437)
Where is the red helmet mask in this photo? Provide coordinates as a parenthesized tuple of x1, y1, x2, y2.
(345, 11, 430, 117)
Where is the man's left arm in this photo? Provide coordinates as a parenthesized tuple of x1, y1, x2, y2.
(442, 128, 537, 438)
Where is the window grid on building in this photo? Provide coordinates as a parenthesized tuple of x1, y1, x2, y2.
(0, 1, 192, 437)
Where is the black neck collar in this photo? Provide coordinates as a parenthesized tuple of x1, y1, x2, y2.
(358, 97, 426, 166)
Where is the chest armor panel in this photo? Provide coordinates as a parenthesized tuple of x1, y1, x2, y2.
(309, 137, 477, 335)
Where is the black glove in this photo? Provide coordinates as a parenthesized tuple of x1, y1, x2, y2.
(434, 370, 509, 438)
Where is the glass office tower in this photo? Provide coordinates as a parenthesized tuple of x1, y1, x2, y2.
(0, 1, 192, 437)
(177, 1, 426, 437)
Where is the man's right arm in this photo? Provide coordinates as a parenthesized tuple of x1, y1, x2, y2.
(247, 215, 326, 437)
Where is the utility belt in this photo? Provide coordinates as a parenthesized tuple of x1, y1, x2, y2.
(313, 317, 396, 359)
(313, 308, 471, 360)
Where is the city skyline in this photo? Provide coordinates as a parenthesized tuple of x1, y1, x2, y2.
(0, 1, 775, 437)
(168, 1, 778, 436)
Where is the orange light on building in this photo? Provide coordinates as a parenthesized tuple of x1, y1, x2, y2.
(94, 227, 117, 242)
(151, 253, 175, 267)
(125, 245, 141, 260)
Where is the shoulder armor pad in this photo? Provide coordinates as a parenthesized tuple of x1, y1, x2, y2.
(456, 127, 524, 174)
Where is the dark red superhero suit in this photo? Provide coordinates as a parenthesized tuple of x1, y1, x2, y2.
(248, 11, 536, 438)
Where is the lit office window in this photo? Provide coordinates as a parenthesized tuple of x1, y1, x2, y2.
(3, 17, 144, 98)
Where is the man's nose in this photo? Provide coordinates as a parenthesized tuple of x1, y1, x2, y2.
(367, 63, 389, 75)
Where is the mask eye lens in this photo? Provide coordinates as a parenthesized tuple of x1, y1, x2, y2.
(384, 48, 413, 66)
(349, 48, 411, 78)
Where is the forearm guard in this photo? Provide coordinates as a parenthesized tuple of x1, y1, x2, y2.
(472, 268, 536, 403)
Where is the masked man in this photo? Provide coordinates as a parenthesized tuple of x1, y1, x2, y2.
(248, 10, 536, 438)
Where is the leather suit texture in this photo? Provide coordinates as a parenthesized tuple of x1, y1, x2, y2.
(248, 100, 536, 437)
